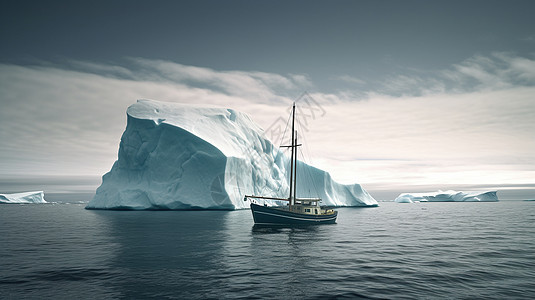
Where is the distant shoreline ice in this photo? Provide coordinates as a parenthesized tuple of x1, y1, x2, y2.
(0, 191, 47, 204)
(395, 190, 498, 203)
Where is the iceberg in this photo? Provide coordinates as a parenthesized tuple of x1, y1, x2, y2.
(87, 100, 377, 210)
(0, 191, 47, 204)
(395, 190, 498, 203)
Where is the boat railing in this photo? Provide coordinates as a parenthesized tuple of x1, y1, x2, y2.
(295, 197, 322, 202)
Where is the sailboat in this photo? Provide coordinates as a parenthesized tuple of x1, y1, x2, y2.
(244, 103, 338, 225)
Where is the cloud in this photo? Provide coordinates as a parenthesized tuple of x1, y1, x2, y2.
(377, 52, 535, 96)
(0, 54, 534, 192)
(307, 88, 535, 186)
(128, 58, 311, 102)
(0, 61, 308, 177)
(332, 75, 366, 85)
(521, 34, 535, 43)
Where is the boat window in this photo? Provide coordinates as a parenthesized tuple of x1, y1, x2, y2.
(305, 209, 311, 213)
(315, 209, 318, 214)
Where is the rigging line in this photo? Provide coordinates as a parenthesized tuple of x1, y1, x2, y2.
(295, 110, 322, 199)
(292, 107, 319, 199)
(277, 106, 293, 149)
(298, 146, 322, 200)
(294, 114, 316, 174)
(270, 105, 293, 186)
(275, 105, 294, 195)
(297, 119, 312, 164)
(273, 105, 292, 165)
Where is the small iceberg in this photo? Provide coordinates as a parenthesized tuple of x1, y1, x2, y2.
(0, 191, 47, 204)
(395, 190, 498, 203)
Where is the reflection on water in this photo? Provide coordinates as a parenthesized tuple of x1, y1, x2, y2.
(251, 224, 323, 233)
(221, 216, 334, 299)
(90, 210, 232, 299)
(1, 201, 535, 299)
(0, 204, 120, 299)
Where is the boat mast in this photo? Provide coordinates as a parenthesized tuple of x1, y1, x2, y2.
(289, 103, 296, 206)
(293, 131, 297, 203)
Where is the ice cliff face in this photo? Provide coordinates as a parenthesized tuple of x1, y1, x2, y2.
(0, 191, 47, 204)
(395, 190, 498, 203)
(86, 100, 377, 210)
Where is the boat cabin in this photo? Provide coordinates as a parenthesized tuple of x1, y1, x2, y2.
(289, 198, 334, 215)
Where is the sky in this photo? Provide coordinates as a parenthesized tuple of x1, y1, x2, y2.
(1, 0, 534, 199)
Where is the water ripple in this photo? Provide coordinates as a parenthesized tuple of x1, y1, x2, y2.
(1, 201, 535, 299)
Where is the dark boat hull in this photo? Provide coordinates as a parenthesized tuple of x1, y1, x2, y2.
(250, 203, 337, 225)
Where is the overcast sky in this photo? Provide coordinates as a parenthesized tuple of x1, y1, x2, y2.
(1, 0, 534, 198)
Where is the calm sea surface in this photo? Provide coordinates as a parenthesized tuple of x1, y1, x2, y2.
(1, 197, 534, 299)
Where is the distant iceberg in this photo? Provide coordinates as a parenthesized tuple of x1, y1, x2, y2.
(0, 191, 47, 204)
(395, 190, 498, 203)
(87, 100, 377, 210)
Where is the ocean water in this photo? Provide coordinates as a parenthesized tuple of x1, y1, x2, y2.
(1, 198, 534, 299)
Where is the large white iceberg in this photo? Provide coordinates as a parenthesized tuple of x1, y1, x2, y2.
(87, 100, 377, 210)
(395, 190, 498, 203)
(0, 191, 47, 204)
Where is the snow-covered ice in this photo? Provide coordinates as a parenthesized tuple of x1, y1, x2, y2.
(395, 190, 498, 203)
(87, 99, 378, 210)
(0, 191, 47, 204)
